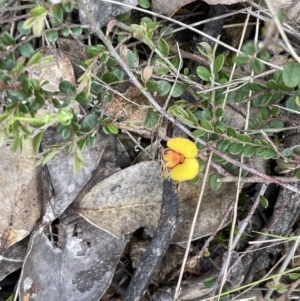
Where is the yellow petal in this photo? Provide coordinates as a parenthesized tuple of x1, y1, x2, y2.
(169, 158, 199, 182)
(163, 149, 183, 170)
(167, 137, 198, 158)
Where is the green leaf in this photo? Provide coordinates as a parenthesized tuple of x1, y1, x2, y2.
(237, 134, 251, 143)
(192, 129, 206, 137)
(103, 72, 119, 84)
(216, 140, 230, 152)
(157, 38, 169, 56)
(50, 5, 63, 26)
(296, 169, 300, 180)
(30, 6, 46, 16)
(171, 83, 186, 97)
(214, 126, 225, 134)
(228, 142, 243, 155)
(104, 92, 114, 103)
(203, 277, 217, 288)
(215, 108, 224, 118)
(72, 26, 82, 36)
(17, 21, 31, 35)
(186, 110, 199, 126)
(20, 42, 34, 58)
(209, 174, 221, 190)
(260, 195, 269, 208)
(167, 105, 189, 120)
(283, 62, 300, 87)
(82, 113, 98, 130)
(0, 31, 15, 45)
(62, 1, 73, 12)
(86, 134, 98, 147)
(233, 54, 249, 65)
(242, 145, 256, 157)
(196, 66, 211, 81)
(61, 26, 70, 37)
(249, 82, 266, 92)
(27, 51, 41, 66)
(259, 107, 270, 120)
(202, 119, 214, 131)
(33, 131, 44, 153)
(59, 80, 75, 93)
(46, 30, 58, 43)
(144, 107, 159, 128)
(197, 42, 213, 57)
(107, 124, 119, 134)
(271, 106, 280, 116)
(116, 11, 131, 22)
(286, 96, 300, 112)
(107, 56, 118, 68)
(213, 54, 224, 74)
(146, 80, 171, 96)
(242, 41, 256, 55)
(52, 97, 71, 108)
(61, 125, 72, 140)
(262, 149, 277, 160)
(30, 92, 45, 111)
(250, 58, 265, 74)
(76, 91, 92, 105)
(289, 273, 300, 280)
(126, 49, 138, 68)
(268, 119, 283, 129)
(171, 57, 182, 70)
(259, 50, 270, 61)
(138, 0, 151, 8)
(227, 127, 238, 138)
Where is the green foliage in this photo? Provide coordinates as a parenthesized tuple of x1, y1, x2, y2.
(1, 2, 299, 181)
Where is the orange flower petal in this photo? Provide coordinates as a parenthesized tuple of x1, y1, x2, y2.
(169, 158, 199, 182)
(167, 137, 198, 158)
(163, 149, 183, 170)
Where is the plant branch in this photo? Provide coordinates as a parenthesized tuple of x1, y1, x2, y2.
(77, 0, 300, 195)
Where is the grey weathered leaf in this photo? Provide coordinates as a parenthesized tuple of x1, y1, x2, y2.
(42, 129, 130, 220)
(73, 161, 164, 238)
(19, 218, 128, 301)
(79, 0, 138, 29)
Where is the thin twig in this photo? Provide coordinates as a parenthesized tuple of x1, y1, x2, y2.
(174, 152, 213, 300)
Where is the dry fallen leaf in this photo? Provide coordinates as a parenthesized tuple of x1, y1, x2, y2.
(152, 0, 197, 16)
(173, 180, 236, 242)
(0, 145, 42, 250)
(72, 160, 235, 242)
(72, 161, 164, 238)
(79, 0, 138, 28)
(42, 129, 130, 220)
(19, 218, 128, 301)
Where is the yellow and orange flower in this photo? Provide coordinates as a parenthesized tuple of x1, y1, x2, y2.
(163, 137, 199, 182)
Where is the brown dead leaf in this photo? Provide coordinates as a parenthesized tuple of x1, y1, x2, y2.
(73, 160, 235, 242)
(72, 161, 164, 238)
(0, 145, 42, 250)
(152, 0, 197, 16)
(173, 180, 236, 243)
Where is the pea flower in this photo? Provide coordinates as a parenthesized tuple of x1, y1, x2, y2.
(163, 137, 199, 182)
